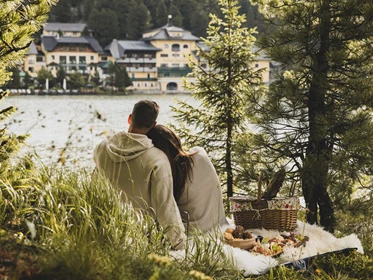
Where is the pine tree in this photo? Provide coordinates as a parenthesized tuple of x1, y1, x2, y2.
(0, 0, 57, 167)
(172, 0, 264, 198)
(153, 0, 168, 28)
(251, 0, 373, 232)
(127, 0, 151, 39)
(168, 4, 183, 27)
(88, 8, 119, 46)
(108, 62, 132, 92)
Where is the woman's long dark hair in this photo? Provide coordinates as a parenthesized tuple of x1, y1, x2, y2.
(147, 125, 195, 202)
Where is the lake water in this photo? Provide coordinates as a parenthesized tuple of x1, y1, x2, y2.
(1, 94, 198, 170)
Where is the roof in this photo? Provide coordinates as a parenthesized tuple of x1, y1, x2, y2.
(27, 42, 38, 55)
(41, 36, 103, 53)
(47, 62, 59, 66)
(196, 42, 210, 52)
(105, 40, 160, 59)
(44, 23, 86, 32)
(142, 23, 200, 42)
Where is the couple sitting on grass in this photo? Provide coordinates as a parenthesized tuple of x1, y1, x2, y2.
(94, 100, 227, 250)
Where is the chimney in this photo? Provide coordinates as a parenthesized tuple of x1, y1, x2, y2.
(167, 14, 172, 26)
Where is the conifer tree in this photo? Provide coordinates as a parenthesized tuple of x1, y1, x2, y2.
(172, 0, 264, 198)
(0, 0, 57, 166)
(251, 0, 373, 232)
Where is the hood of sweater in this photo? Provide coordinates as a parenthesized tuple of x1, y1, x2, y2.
(106, 132, 154, 163)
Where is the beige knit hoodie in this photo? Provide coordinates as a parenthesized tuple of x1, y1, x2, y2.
(93, 132, 186, 250)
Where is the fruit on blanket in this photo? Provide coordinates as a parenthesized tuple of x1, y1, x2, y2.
(242, 231, 253, 239)
(232, 225, 245, 238)
(225, 227, 235, 234)
(251, 233, 309, 256)
(224, 232, 234, 240)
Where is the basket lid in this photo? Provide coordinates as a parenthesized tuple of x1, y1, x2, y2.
(229, 195, 257, 202)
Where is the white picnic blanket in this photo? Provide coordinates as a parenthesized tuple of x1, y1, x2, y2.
(170, 220, 363, 276)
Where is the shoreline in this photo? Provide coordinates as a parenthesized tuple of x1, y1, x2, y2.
(5, 89, 192, 96)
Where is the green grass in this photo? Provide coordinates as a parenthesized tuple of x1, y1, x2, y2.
(0, 154, 373, 279)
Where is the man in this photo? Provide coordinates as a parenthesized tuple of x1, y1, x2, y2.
(93, 100, 186, 250)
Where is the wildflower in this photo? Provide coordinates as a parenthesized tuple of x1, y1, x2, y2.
(189, 270, 213, 280)
(147, 253, 171, 267)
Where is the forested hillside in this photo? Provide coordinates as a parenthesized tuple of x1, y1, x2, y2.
(48, 0, 265, 47)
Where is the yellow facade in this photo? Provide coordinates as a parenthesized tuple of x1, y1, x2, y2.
(23, 22, 271, 91)
(24, 54, 45, 78)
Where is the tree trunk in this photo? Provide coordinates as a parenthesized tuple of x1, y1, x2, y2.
(303, 0, 335, 233)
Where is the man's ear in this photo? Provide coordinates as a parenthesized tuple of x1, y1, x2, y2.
(128, 114, 132, 124)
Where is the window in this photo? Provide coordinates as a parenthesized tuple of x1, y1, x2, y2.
(132, 74, 135, 78)
(91, 56, 94, 60)
(144, 53, 153, 58)
(28, 57, 34, 64)
(161, 54, 168, 57)
(79, 65, 86, 73)
(183, 44, 188, 48)
(28, 67, 34, 72)
(69, 56, 76, 64)
(172, 54, 180, 57)
(36, 56, 43, 62)
(79, 46, 86, 52)
(51, 55, 55, 60)
(60, 56, 66, 64)
(163, 44, 169, 48)
(132, 53, 138, 58)
(172, 63, 179, 68)
(79, 56, 86, 64)
(147, 73, 150, 78)
(255, 63, 259, 68)
(201, 63, 207, 68)
(171, 44, 180, 52)
(69, 45, 77, 51)
(101, 56, 108, 61)
(145, 83, 147, 87)
(151, 83, 153, 87)
(160, 63, 168, 67)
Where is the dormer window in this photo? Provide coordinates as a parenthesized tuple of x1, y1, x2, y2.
(183, 44, 188, 49)
(172, 44, 180, 52)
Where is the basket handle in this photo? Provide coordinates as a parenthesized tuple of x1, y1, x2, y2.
(257, 172, 262, 200)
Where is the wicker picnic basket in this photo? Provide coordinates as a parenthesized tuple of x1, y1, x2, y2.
(230, 170, 300, 231)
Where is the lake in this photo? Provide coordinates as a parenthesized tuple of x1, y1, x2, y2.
(1, 94, 198, 170)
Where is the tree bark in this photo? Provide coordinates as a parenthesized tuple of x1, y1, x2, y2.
(302, 0, 335, 233)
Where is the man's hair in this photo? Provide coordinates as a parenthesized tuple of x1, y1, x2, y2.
(131, 100, 160, 130)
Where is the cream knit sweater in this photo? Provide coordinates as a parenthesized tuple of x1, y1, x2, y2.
(178, 147, 227, 233)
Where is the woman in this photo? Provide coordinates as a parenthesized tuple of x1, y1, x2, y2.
(147, 124, 227, 233)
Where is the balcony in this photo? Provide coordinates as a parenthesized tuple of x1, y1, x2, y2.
(118, 57, 156, 63)
(126, 67, 157, 73)
(157, 67, 192, 78)
(131, 78, 158, 81)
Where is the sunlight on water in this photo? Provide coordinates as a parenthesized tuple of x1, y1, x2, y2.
(1, 94, 198, 169)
